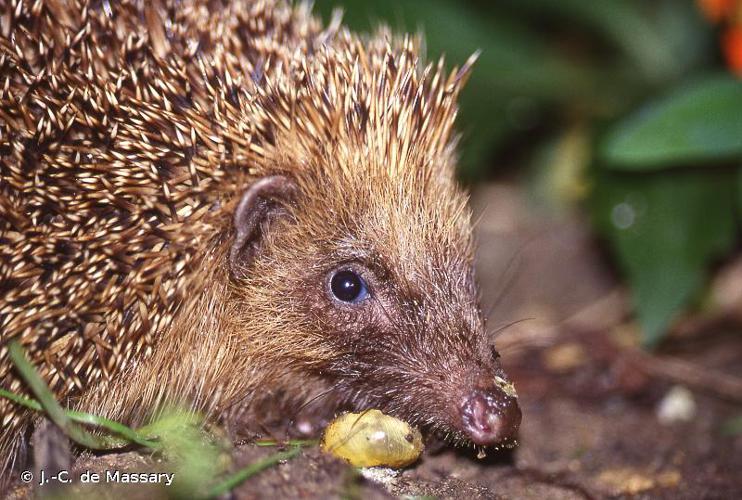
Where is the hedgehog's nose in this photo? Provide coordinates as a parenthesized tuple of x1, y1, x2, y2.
(460, 388, 521, 446)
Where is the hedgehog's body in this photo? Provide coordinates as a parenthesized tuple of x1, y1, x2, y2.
(0, 0, 520, 480)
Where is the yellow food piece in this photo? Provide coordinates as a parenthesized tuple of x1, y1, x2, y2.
(321, 409, 424, 468)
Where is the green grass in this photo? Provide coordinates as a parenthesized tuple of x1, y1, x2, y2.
(1, 341, 312, 498)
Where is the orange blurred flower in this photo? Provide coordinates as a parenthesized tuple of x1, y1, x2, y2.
(697, 0, 736, 22)
(722, 25, 742, 75)
(698, 0, 742, 76)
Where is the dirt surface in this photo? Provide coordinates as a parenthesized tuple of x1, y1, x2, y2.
(9, 182, 742, 499)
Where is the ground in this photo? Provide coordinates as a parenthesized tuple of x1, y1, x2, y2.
(7, 182, 742, 499)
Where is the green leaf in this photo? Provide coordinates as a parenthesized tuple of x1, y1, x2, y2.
(591, 169, 736, 346)
(492, 0, 712, 84)
(602, 76, 742, 169)
(149, 409, 225, 497)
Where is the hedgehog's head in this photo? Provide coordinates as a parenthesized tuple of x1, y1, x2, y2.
(227, 44, 519, 448)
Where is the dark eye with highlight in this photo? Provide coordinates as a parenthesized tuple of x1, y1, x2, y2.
(330, 269, 369, 303)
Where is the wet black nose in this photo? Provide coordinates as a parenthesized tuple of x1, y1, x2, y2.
(460, 388, 521, 446)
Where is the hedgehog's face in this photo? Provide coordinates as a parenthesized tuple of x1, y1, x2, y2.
(307, 234, 521, 449)
(229, 172, 520, 448)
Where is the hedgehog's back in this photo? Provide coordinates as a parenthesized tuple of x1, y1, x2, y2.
(0, 0, 325, 460)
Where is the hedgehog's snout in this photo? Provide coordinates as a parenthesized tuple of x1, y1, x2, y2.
(459, 387, 521, 446)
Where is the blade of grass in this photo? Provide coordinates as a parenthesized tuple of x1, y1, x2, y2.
(206, 446, 302, 497)
(254, 439, 318, 447)
(0, 387, 160, 449)
(5, 341, 160, 450)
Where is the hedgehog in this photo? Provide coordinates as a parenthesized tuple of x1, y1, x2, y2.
(0, 0, 521, 480)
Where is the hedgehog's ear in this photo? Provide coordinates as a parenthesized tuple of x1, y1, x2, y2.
(230, 176, 297, 277)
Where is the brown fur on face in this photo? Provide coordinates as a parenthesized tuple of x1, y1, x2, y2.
(0, 0, 518, 478)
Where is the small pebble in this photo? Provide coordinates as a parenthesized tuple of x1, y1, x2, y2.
(656, 385, 696, 424)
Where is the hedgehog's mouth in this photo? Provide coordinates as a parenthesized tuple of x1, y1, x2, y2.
(318, 346, 522, 449)
(327, 373, 522, 450)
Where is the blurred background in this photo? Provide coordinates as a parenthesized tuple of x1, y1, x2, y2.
(310, 1, 742, 496)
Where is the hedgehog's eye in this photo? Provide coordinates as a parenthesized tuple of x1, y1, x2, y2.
(330, 270, 369, 303)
